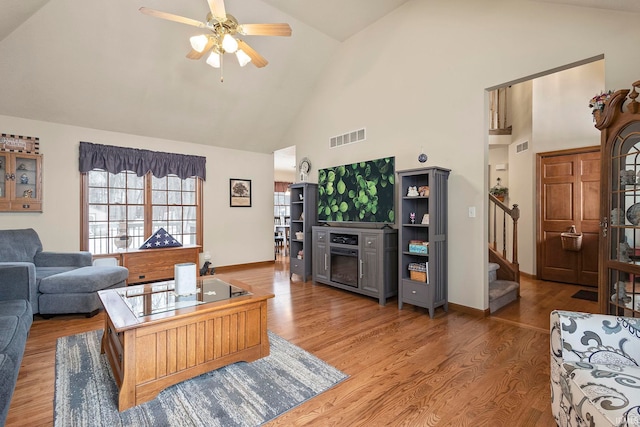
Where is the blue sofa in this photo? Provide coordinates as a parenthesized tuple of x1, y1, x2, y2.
(0, 265, 33, 426)
(0, 228, 128, 317)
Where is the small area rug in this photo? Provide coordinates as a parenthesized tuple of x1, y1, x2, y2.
(571, 289, 598, 302)
(54, 330, 347, 426)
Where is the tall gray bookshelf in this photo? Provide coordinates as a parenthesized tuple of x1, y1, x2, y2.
(289, 183, 317, 281)
(397, 166, 450, 318)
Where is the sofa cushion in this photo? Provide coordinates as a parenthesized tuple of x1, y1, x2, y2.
(0, 316, 27, 363)
(35, 266, 79, 281)
(563, 361, 640, 426)
(39, 266, 129, 294)
(0, 228, 42, 263)
(0, 300, 32, 331)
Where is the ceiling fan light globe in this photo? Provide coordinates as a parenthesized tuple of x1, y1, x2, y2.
(222, 34, 238, 53)
(206, 51, 221, 68)
(236, 49, 251, 67)
(189, 34, 209, 53)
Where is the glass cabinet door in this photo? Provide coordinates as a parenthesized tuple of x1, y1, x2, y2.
(605, 121, 640, 316)
(14, 154, 40, 201)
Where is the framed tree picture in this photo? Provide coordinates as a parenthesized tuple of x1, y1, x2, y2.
(230, 178, 252, 207)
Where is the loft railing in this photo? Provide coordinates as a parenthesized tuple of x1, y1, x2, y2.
(488, 194, 520, 282)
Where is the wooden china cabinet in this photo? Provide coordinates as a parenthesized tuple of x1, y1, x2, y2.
(596, 80, 640, 317)
(0, 151, 43, 212)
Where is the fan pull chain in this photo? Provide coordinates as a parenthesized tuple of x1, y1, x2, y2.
(220, 53, 224, 82)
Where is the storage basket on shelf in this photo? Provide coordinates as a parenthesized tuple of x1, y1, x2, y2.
(408, 240, 428, 254)
(408, 262, 427, 282)
(560, 225, 582, 252)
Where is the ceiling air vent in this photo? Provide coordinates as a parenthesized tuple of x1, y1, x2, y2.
(330, 128, 366, 148)
(516, 140, 529, 154)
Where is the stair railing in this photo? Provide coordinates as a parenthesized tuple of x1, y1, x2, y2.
(489, 194, 520, 282)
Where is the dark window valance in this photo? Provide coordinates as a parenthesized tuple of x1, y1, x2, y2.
(79, 141, 206, 180)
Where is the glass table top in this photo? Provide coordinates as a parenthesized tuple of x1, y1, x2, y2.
(116, 277, 251, 317)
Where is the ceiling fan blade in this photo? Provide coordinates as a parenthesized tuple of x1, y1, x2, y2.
(238, 23, 292, 37)
(186, 41, 214, 60)
(139, 7, 207, 29)
(237, 40, 268, 68)
(207, 0, 227, 21)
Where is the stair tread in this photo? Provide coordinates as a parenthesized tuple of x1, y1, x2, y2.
(489, 280, 519, 300)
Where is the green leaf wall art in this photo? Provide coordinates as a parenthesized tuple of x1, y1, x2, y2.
(317, 157, 395, 223)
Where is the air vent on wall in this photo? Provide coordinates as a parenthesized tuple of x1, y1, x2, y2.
(516, 140, 529, 154)
(330, 128, 366, 148)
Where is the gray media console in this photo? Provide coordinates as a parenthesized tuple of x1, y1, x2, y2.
(311, 225, 398, 305)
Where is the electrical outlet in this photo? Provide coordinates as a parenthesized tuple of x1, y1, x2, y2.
(468, 207, 476, 218)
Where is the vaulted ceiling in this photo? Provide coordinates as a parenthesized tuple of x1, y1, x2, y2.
(0, 0, 409, 154)
(0, 0, 636, 155)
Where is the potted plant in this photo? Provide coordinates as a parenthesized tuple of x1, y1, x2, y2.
(490, 178, 508, 202)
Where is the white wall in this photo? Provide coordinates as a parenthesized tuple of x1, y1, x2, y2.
(280, 0, 640, 311)
(533, 62, 604, 152)
(0, 115, 275, 268)
(508, 79, 534, 274)
(274, 168, 296, 182)
(488, 146, 509, 192)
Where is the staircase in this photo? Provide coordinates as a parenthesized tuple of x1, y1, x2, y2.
(488, 194, 520, 313)
(489, 262, 519, 313)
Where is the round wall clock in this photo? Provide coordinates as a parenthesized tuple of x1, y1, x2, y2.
(299, 157, 311, 174)
(298, 157, 311, 182)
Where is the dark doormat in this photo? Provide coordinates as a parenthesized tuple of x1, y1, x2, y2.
(571, 290, 598, 301)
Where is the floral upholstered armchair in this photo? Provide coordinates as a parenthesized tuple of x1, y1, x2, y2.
(550, 310, 640, 427)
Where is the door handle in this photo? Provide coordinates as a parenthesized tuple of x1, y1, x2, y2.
(324, 253, 328, 271)
(600, 217, 608, 237)
(359, 259, 363, 279)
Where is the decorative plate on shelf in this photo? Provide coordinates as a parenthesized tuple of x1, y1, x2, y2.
(626, 203, 640, 225)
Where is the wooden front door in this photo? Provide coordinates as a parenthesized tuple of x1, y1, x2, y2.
(537, 147, 600, 286)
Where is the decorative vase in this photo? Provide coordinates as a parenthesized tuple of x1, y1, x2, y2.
(114, 235, 131, 249)
(114, 222, 131, 249)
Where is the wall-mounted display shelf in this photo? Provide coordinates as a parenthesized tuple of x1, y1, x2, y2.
(0, 151, 43, 212)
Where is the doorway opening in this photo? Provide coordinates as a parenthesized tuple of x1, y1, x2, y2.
(486, 55, 605, 311)
(274, 146, 296, 265)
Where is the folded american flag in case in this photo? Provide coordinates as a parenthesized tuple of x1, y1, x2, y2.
(140, 228, 182, 249)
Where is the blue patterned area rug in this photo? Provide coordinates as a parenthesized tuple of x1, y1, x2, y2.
(54, 330, 347, 426)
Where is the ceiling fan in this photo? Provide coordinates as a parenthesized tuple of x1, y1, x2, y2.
(140, 0, 292, 81)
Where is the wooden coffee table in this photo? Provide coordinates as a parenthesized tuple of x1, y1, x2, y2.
(97, 275, 274, 411)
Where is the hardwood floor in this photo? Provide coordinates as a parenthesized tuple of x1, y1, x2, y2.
(6, 259, 597, 426)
